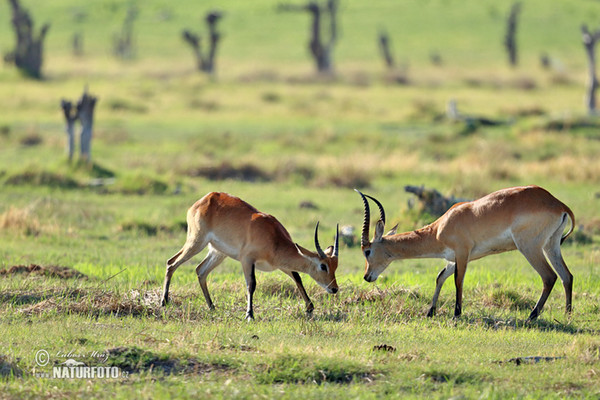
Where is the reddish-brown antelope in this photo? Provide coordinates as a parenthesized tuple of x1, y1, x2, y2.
(162, 192, 340, 320)
(355, 186, 575, 321)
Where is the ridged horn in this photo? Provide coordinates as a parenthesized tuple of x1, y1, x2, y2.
(355, 189, 371, 247)
(314, 221, 327, 259)
(364, 194, 386, 226)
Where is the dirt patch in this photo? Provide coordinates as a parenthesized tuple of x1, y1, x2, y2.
(187, 162, 272, 182)
(0, 264, 87, 280)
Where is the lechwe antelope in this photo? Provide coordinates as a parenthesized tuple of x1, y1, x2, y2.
(355, 186, 575, 321)
(161, 192, 340, 320)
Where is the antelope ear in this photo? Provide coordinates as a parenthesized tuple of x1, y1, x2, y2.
(294, 243, 312, 260)
(294, 243, 305, 256)
(324, 245, 334, 257)
(374, 220, 385, 242)
(385, 223, 399, 236)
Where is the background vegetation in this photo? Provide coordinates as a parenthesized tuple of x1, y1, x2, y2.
(0, 0, 599, 398)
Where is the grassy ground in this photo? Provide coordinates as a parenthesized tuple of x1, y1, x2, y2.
(1, 0, 600, 398)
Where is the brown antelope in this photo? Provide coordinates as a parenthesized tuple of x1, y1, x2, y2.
(161, 192, 339, 320)
(355, 186, 575, 321)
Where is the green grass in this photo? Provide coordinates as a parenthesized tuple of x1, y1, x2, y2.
(1, 0, 600, 398)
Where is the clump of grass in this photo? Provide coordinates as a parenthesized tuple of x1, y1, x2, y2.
(0, 264, 87, 280)
(256, 353, 377, 384)
(0, 207, 41, 236)
(486, 288, 535, 311)
(118, 220, 185, 236)
(4, 169, 80, 189)
(116, 173, 169, 195)
(419, 368, 485, 385)
(316, 166, 370, 189)
(570, 339, 600, 364)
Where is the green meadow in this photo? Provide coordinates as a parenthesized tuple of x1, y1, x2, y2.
(1, 0, 599, 398)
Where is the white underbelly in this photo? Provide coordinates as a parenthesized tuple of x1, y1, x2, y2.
(470, 229, 516, 260)
(208, 234, 241, 259)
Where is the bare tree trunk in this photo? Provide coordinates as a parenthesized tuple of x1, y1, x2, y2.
(72, 32, 83, 57)
(182, 11, 223, 75)
(280, 0, 338, 74)
(378, 30, 395, 69)
(204, 11, 222, 74)
(582, 25, 600, 115)
(77, 91, 98, 163)
(60, 100, 78, 162)
(113, 6, 137, 60)
(503, 2, 521, 68)
(7, 0, 50, 79)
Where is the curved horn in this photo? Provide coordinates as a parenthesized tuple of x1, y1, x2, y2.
(314, 221, 327, 259)
(355, 189, 371, 247)
(333, 223, 339, 257)
(365, 194, 386, 226)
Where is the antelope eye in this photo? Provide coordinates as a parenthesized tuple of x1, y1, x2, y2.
(364, 250, 371, 257)
(319, 263, 328, 272)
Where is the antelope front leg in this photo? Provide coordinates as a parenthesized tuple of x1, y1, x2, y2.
(427, 262, 455, 317)
(242, 260, 257, 321)
(453, 255, 469, 318)
(286, 271, 314, 315)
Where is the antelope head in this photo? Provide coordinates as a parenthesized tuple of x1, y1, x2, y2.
(355, 190, 398, 282)
(295, 222, 340, 294)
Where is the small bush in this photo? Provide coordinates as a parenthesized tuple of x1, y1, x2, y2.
(0, 355, 23, 380)
(19, 133, 43, 146)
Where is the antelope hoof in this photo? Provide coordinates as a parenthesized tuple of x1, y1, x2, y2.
(426, 307, 435, 318)
(526, 309, 539, 322)
(161, 297, 168, 307)
(306, 303, 315, 314)
(245, 312, 254, 321)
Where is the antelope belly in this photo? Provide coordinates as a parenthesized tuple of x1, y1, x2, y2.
(470, 230, 517, 259)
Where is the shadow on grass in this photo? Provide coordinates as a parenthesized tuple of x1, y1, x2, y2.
(458, 313, 600, 335)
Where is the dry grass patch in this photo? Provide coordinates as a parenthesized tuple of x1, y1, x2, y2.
(0, 207, 41, 236)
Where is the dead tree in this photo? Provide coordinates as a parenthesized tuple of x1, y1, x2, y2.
(78, 91, 97, 163)
(378, 30, 395, 69)
(582, 25, 600, 115)
(280, 0, 339, 74)
(6, 0, 50, 79)
(113, 6, 138, 60)
(405, 185, 469, 218)
(60, 89, 98, 163)
(60, 100, 79, 162)
(503, 2, 521, 67)
(72, 32, 83, 57)
(182, 11, 223, 74)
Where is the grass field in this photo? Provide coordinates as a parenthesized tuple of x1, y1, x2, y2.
(1, 0, 600, 398)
